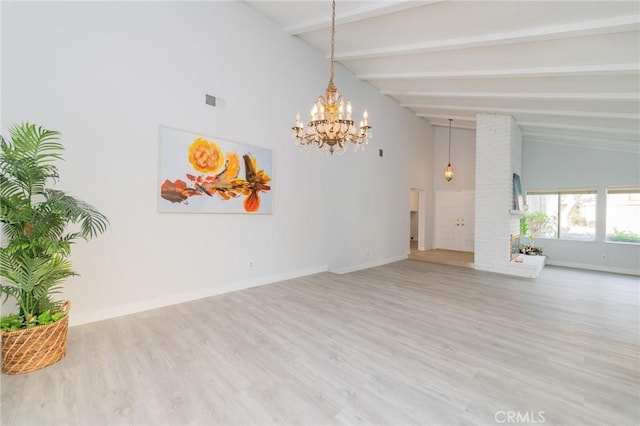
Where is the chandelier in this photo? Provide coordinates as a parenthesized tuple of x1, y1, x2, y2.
(291, 0, 372, 155)
(444, 118, 454, 181)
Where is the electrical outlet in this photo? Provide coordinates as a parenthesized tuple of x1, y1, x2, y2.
(249, 261, 254, 267)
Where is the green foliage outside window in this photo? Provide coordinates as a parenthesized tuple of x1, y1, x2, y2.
(607, 229, 640, 243)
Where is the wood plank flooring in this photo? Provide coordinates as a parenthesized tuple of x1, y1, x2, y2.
(1, 260, 638, 425)
(408, 245, 474, 268)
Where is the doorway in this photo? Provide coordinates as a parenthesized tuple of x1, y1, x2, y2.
(409, 189, 475, 268)
(410, 188, 426, 252)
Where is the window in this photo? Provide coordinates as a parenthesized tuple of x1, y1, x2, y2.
(526, 190, 596, 241)
(606, 188, 640, 244)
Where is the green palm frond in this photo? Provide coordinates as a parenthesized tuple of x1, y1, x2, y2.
(6, 122, 63, 164)
(45, 190, 109, 239)
(0, 123, 62, 201)
(0, 251, 76, 317)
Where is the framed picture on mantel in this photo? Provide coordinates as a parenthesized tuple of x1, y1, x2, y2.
(512, 173, 524, 212)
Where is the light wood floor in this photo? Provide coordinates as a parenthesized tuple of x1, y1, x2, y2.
(408, 241, 474, 268)
(2, 261, 638, 425)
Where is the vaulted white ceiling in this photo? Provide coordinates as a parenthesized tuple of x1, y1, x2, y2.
(247, 0, 640, 153)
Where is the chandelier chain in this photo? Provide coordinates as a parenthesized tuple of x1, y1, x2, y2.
(329, 0, 336, 89)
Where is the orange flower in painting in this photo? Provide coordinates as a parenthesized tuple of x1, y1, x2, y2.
(188, 137, 224, 173)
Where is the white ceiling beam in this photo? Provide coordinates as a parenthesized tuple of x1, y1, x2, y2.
(523, 133, 640, 154)
(518, 121, 640, 136)
(336, 15, 640, 60)
(401, 104, 639, 120)
(284, 1, 441, 35)
(430, 122, 477, 130)
(381, 91, 640, 101)
(524, 131, 639, 146)
(416, 113, 476, 122)
(358, 63, 640, 80)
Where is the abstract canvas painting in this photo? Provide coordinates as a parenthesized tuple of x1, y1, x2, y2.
(158, 126, 272, 214)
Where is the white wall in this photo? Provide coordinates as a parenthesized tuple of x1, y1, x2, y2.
(0, 1, 2, 130)
(522, 141, 640, 275)
(2, 1, 431, 324)
(326, 100, 431, 272)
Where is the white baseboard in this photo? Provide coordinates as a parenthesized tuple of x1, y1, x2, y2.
(546, 260, 640, 276)
(69, 264, 328, 327)
(329, 254, 408, 275)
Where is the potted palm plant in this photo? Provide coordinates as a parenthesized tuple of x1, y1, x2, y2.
(0, 122, 108, 374)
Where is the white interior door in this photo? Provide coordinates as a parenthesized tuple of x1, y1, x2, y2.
(459, 191, 475, 252)
(435, 190, 475, 252)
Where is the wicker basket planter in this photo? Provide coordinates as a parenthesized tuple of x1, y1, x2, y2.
(1, 302, 70, 375)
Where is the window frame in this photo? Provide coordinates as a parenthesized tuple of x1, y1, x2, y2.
(525, 189, 598, 242)
(605, 187, 640, 245)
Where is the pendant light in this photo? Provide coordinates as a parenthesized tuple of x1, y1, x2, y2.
(444, 118, 454, 181)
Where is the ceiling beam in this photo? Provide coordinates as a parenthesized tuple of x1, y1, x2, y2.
(381, 91, 640, 101)
(519, 121, 640, 136)
(358, 63, 640, 80)
(402, 104, 639, 120)
(284, 1, 441, 35)
(336, 15, 640, 60)
(523, 133, 640, 154)
(416, 113, 476, 122)
(430, 122, 477, 130)
(524, 131, 639, 146)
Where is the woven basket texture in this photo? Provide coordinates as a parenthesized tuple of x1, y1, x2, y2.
(1, 302, 70, 375)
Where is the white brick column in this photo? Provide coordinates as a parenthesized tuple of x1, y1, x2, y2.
(474, 114, 522, 275)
